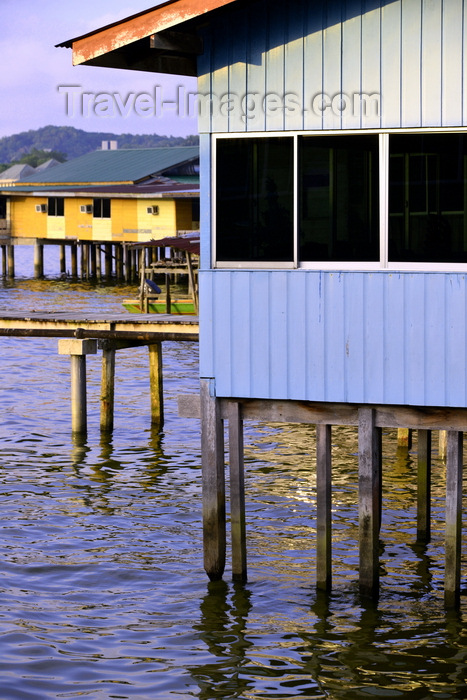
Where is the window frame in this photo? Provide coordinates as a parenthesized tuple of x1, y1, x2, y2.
(212, 128, 467, 271)
(93, 198, 111, 219)
(47, 196, 64, 217)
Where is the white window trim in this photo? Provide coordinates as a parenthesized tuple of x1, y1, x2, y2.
(212, 127, 467, 272)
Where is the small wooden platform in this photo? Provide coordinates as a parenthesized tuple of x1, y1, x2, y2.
(0, 310, 199, 435)
(0, 310, 199, 342)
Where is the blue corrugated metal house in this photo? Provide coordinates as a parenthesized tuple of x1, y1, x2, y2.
(61, 0, 467, 603)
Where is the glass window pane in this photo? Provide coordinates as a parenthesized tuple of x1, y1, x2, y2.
(389, 134, 467, 262)
(299, 135, 379, 262)
(93, 199, 102, 218)
(102, 199, 111, 218)
(216, 137, 294, 262)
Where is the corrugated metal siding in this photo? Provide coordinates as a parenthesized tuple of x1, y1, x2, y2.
(199, 270, 467, 408)
(197, 0, 467, 133)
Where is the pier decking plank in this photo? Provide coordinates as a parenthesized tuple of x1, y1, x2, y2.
(0, 311, 199, 340)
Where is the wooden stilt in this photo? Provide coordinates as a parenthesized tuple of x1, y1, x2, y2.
(445, 430, 463, 608)
(90, 244, 97, 278)
(7, 244, 14, 278)
(96, 245, 102, 279)
(124, 245, 131, 282)
(116, 244, 123, 280)
(358, 407, 381, 597)
(59, 244, 66, 276)
(439, 430, 447, 461)
(417, 430, 432, 543)
(58, 338, 98, 434)
(397, 428, 412, 449)
(316, 424, 332, 591)
(201, 378, 226, 581)
(71, 244, 78, 278)
(1, 245, 6, 277)
(33, 241, 44, 278)
(228, 401, 247, 581)
(148, 342, 164, 428)
(100, 344, 116, 432)
(105, 244, 112, 278)
(80, 243, 85, 279)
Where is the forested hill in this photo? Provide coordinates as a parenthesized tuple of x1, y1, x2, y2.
(0, 126, 199, 164)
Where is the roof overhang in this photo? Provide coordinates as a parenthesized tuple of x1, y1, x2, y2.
(57, 0, 239, 77)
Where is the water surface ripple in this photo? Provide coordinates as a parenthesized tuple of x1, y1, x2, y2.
(0, 249, 465, 698)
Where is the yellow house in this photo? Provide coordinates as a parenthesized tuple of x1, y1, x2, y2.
(1, 146, 199, 244)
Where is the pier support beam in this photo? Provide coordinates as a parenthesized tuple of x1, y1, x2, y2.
(59, 244, 66, 276)
(316, 424, 332, 591)
(417, 430, 432, 543)
(397, 428, 412, 449)
(148, 342, 164, 429)
(58, 338, 98, 434)
(34, 241, 44, 278)
(7, 244, 14, 278)
(71, 244, 78, 278)
(445, 430, 463, 608)
(201, 379, 226, 581)
(358, 407, 382, 597)
(228, 401, 247, 581)
(100, 343, 116, 433)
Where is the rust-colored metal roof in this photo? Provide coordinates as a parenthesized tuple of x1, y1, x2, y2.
(57, 0, 240, 75)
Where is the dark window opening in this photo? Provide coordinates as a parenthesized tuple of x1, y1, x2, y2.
(48, 197, 64, 217)
(299, 135, 380, 262)
(93, 198, 111, 218)
(389, 134, 467, 262)
(216, 137, 294, 262)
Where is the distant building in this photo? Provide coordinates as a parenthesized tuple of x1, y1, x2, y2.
(1, 146, 199, 244)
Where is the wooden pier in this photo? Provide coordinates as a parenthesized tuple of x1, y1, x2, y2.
(0, 310, 198, 433)
(180, 388, 466, 608)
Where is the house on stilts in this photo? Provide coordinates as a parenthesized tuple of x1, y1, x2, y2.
(60, 0, 467, 606)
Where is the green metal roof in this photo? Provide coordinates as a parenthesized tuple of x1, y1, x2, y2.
(14, 147, 199, 186)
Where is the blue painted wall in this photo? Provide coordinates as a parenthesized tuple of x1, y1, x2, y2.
(197, 0, 467, 134)
(200, 270, 467, 407)
(196, 0, 467, 408)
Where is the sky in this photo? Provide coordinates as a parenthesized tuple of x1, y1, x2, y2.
(0, 0, 199, 139)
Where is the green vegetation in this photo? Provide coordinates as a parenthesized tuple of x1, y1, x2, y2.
(0, 125, 199, 169)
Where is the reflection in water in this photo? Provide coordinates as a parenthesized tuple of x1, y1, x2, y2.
(192, 581, 252, 699)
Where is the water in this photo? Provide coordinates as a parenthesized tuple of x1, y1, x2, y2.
(0, 245, 465, 699)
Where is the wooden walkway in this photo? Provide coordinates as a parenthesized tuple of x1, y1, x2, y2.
(0, 310, 199, 433)
(0, 310, 199, 341)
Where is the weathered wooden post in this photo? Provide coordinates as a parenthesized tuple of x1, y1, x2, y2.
(90, 244, 97, 278)
(33, 241, 44, 279)
(1, 245, 6, 276)
(100, 341, 116, 433)
(58, 338, 98, 433)
(96, 245, 102, 279)
(59, 244, 66, 276)
(201, 379, 226, 580)
(7, 244, 14, 278)
(417, 430, 432, 543)
(316, 424, 332, 591)
(358, 407, 382, 597)
(71, 243, 78, 278)
(439, 430, 447, 461)
(397, 428, 412, 449)
(116, 244, 123, 280)
(228, 401, 247, 581)
(148, 342, 164, 428)
(445, 430, 463, 608)
(105, 244, 112, 278)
